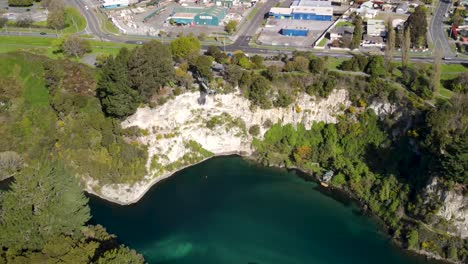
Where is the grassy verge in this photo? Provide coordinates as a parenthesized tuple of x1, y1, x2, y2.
(317, 38, 327, 47)
(63, 7, 87, 34)
(0, 36, 136, 58)
(335, 21, 353, 27)
(327, 57, 346, 70)
(2, 7, 85, 35)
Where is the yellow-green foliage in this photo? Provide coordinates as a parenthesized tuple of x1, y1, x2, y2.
(0, 52, 147, 185)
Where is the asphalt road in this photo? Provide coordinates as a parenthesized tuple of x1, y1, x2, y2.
(2, 0, 467, 64)
(430, 0, 454, 58)
(230, 0, 280, 48)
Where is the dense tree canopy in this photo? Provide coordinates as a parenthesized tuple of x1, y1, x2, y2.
(406, 6, 428, 47)
(97, 48, 140, 118)
(0, 163, 90, 251)
(8, 0, 33, 6)
(128, 41, 174, 100)
(170, 36, 201, 61)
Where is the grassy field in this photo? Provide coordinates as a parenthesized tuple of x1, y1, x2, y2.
(0, 36, 136, 58)
(0, 53, 49, 106)
(1, 8, 86, 35)
(327, 57, 346, 70)
(63, 7, 87, 34)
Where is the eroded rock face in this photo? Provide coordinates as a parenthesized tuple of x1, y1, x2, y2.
(426, 178, 468, 238)
(89, 89, 351, 204)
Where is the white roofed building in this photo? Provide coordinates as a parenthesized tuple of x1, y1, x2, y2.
(102, 0, 129, 9)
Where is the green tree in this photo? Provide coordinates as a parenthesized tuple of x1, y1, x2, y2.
(402, 27, 411, 67)
(0, 163, 90, 251)
(225, 20, 238, 34)
(8, 0, 33, 6)
(0, 17, 8, 28)
(97, 246, 145, 264)
(384, 19, 395, 69)
(193, 55, 214, 79)
(406, 230, 419, 249)
(97, 48, 140, 118)
(128, 40, 174, 100)
(61, 34, 91, 58)
(351, 15, 363, 49)
(451, 72, 468, 93)
(251, 55, 264, 69)
(447, 243, 458, 260)
(225, 64, 243, 86)
(406, 6, 427, 47)
(432, 49, 441, 94)
(366, 56, 386, 77)
(47, 0, 66, 30)
(249, 75, 271, 108)
(170, 36, 201, 61)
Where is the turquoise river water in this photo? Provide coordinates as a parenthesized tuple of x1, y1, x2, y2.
(89, 156, 441, 264)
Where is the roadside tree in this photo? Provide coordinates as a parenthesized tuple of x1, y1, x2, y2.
(170, 36, 201, 61)
(406, 6, 427, 47)
(62, 34, 91, 57)
(225, 20, 238, 34)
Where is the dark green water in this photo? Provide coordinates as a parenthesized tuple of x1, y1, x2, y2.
(89, 156, 436, 264)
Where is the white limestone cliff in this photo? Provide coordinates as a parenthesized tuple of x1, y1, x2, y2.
(87, 89, 351, 204)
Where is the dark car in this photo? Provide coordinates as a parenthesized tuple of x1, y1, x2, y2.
(40, 32, 47, 35)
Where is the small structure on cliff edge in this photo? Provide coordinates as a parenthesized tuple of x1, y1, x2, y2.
(194, 72, 216, 105)
(321, 170, 334, 187)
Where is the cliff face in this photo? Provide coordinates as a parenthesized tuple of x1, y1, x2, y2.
(425, 178, 468, 239)
(87, 90, 350, 204)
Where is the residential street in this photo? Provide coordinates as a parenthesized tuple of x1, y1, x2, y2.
(430, 0, 454, 58)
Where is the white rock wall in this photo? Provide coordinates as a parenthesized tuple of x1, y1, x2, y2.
(88, 89, 350, 204)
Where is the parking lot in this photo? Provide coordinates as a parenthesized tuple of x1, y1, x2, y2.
(0, 0, 48, 22)
(106, 1, 249, 38)
(257, 18, 333, 47)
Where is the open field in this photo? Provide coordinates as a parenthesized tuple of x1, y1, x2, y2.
(1, 8, 86, 35)
(0, 36, 136, 58)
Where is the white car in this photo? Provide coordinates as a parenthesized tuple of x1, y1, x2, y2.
(85, 5, 89, 10)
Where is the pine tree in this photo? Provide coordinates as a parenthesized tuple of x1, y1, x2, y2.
(97, 48, 140, 118)
(0, 162, 90, 251)
(128, 40, 174, 101)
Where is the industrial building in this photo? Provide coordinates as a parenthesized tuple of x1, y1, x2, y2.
(168, 6, 227, 26)
(281, 27, 310, 36)
(102, 0, 129, 9)
(269, 0, 333, 21)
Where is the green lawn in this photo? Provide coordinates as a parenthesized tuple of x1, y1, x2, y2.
(2, 7, 85, 35)
(327, 57, 346, 70)
(317, 38, 327, 47)
(0, 36, 136, 58)
(440, 63, 468, 73)
(63, 7, 87, 34)
(0, 53, 49, 106)
(335, 21, 353, 27)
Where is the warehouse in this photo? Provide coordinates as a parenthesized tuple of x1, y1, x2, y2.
(168, 6, 227, 26)
(281, 26, 310, 36)
(269, 0, 333, 21)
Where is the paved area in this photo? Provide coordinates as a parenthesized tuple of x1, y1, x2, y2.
(0, 0, 48, 21)
(258, 19, 332, 47)
(430, 0, 454, 58)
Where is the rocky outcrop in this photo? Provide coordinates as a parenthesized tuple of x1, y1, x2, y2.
(88, 89, 351, 204)
(425, 177, 468, 239)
